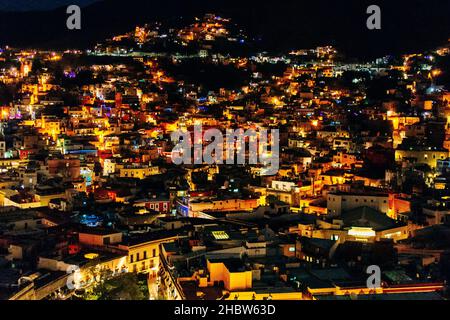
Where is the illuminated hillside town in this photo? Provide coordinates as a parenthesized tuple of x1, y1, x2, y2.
(0, 12, 450, 301)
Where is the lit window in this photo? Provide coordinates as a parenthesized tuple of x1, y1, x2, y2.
(211, 231, 230, 240)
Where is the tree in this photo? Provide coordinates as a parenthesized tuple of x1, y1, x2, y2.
(85, 273, 148, 300)
(0, 83, 13, 105)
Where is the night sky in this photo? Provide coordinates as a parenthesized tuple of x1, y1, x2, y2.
(0, 0, 449, 59)
(0, 0, 100, 11)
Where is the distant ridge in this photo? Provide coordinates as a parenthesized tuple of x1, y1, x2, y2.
(0, 0, 449, 59)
